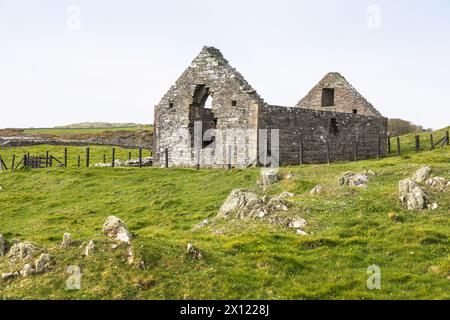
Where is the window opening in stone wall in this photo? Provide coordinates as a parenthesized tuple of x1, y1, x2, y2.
(169, 102, 174, 109)
(329, 118, 338, 134)
(321, 88, 335, 107)
(232, 100, 237, 106)
(352, 109, 358, 114)
(189, 85, 217, 150)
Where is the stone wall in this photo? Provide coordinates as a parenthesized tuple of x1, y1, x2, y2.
(153, 47, 264, 168)
(296, 72, 382, 117)
(260, 105, 388, 165)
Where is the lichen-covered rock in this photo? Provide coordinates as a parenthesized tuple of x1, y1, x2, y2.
(399, 178, 429, 210)
(310, 185, 323, 194)
(0, 233, 6, 256)
(279, 191, 295, 198)
(406, 187, 428, 211)
(425, 177, 448, 191)
(257, 171, 279, 187)
(102, 216, 132, 243)
(399, 178, 417, 202)
(217, 190, 263, 219)
(84, 240, 95, 256)
(187, 243, 202, 260)
(60, 233, 73, 249)
(20, 263, 35, 277)
(35, 253, 52, 274)
(288, 217, 307, 229)
(413, 165, 432, 183)
(338, 172, 369, 187)
(1, 272, 15, 280)
(7, 242, 38, 262)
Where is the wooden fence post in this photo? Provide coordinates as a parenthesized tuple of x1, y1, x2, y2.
(27, 153, 30, 168)
(415, 135, 420, 152)
(139, 147, 142, 168)
(129, 151, 132, 161)
(45, 151, 49, 167)
(103, 153, 106, 164)
(64, 148, 68, 167)
(326, 141, 330, 165)
(0, 156, 4, 170)
(430, 134, 434, 150)
(227, 145, 232, 170)
(86, 147, 90, 168)
(387, 136, 391, 154)
(377, 134, 381, 159)
(446, 131, 449, 146)
(396, 137, 401, 156)
(164, 148, 169, 168)
(112, 148, 115, 168)
(11, 154, 16, 171)
(299, 136, 303, 165)
(77, 155, 81, 168)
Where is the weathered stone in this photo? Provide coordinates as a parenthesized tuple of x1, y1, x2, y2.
(186, 243, 202, 260)
(310, 185, 323, 194)
(194, 219, 210, 230)
(20, 263, 35, 277)
(35, 253, 52, 274)
(279, 191, 295, 198)
(406, 187, 428, 211)
(338, 172, 369, 187)
(7, 242, 38, 262)
(218, 189, 289, 221)
(127, 246, 135, 265)
(60, 233, 73, 249)
(399, 178, 428, 210)
(429, 202, 439, 210)
(1, 272, 15, 280)
(85, 241, 95, 256)
(288, 218, 307, 229)
(258, 171, 279, 187)
(413, 165, 432, 183)
(296, 230, 309, 236)
(425, 177, 448, 191)
(102, 216, 132, 243)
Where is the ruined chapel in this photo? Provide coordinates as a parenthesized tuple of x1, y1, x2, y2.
(153, 46, 388, 168)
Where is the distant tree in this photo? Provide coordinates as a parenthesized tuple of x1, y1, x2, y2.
(388, 119, 424, 136)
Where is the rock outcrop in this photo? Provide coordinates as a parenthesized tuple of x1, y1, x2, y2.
(338, 171, 373, 187)
(399, 179, 428, 211)
(412, 165, 432, 183)
(7, 242, 39, 262)
(102, 216, 132, 243)
(187, 243, 202, 260)
(60, 233, 73, 249)
(310, 185, 323, 194)
(218, 190, 288, 220)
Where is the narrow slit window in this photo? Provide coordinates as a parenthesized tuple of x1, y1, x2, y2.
(352, 109, 358, 114)
(231, 100, 237, 106)
(329, 118, 338, 134)
(169, 102, 174, 109)
(321, 88, 335, 107)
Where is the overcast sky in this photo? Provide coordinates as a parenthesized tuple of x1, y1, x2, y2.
(1, 0, 449, 129)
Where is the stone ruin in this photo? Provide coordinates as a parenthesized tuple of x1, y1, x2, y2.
(153, 46, 388, 168)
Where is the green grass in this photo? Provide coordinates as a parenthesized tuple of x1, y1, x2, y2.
(390, 126, 449, 155)
(0, 144, 449, 300)
(23, 126, 153, 136)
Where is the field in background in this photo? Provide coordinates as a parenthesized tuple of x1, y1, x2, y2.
(23, 125, 153, 136)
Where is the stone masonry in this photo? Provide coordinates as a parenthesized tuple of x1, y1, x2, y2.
(153, 46, 388, 167)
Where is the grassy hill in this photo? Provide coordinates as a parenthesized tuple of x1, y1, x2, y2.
(0, 137, 449, 299)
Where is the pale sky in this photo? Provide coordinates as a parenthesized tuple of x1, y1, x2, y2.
(0, 0, 449, 129)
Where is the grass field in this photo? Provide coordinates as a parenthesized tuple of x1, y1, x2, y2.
(23, 125, 153, 136)
(0, 141, 449, 299)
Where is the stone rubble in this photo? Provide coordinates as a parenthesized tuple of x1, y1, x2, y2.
(257, 171, 279, 188)
(399, 178, 428, 211)
(337, 171, 372, 187)
(425, 177, 448, 192)
(60, 233, 73, 249)
(85, 240, 95, 256)
(310, 185, 323, 194)
(187, 243, 202, 260)
(7, 242, 39, 262)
